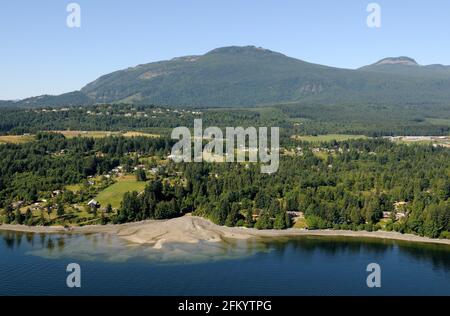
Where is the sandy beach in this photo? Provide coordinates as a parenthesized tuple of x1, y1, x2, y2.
(1, 216, 450, 247)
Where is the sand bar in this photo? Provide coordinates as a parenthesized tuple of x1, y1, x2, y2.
(1, 216, 449, 247)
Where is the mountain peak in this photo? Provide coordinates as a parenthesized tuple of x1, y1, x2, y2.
(6, 47, 450, 108)
(205, 45, 285, 57)
(374, 56, 419, 66)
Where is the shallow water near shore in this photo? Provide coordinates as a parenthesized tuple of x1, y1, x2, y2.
(0, 230, 449, 295)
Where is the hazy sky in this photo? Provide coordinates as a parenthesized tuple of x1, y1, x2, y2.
(1, 0, 449, 99)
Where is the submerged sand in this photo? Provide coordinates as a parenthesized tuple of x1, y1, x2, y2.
(1, 216, 450, 247)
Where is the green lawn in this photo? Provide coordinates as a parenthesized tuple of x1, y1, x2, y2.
(65, 183, 83, 193)
(292, 134, 368, 143)
(313, 151, 329, 161)
(293, 218, 308, 229)
(95, 175, 149, 209)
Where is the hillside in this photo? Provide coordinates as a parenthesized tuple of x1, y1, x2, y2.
(359, 56, 450, 78)
(3, 46, 450, 108)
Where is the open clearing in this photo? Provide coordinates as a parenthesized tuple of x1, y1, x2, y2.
(0, 131, 159, 144)
(95, 175, 149, 209)
(121, 131, 159, 138)
(292, 134, 368, 142)
(0, 135, 35, 144)
(425, 118, 450, 126)
(55, 130, 160, 139)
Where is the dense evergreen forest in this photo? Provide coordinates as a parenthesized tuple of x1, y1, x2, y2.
(141, 139, 448, 238)
(0, 130, 448, 239)
(1, 103, 449, 137)
(282, 103, 450, 136)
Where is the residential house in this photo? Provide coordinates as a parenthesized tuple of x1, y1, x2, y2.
(87, 199, 100, 209)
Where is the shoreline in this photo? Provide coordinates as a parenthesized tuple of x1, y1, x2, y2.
(1, 216, 449, 247)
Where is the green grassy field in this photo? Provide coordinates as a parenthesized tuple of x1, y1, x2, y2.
(313, 151, 330, 161)
(292, 134, 368, 143)
(65, 183, 83, 193)
(293, 218, 308, 229)
(95, 175, 149, 209)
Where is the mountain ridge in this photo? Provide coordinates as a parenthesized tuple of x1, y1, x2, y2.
(3, 46, 450, 108)
(372, 56, 419, 66)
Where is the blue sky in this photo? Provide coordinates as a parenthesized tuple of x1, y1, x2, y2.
(1, 0, 449, 99)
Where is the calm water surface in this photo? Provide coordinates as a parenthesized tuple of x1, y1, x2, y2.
(0, 230, 449, 295)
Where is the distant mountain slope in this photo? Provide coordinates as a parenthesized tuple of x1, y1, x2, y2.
(81, 46, 352, 106)
(0, 91, 93, 108)
(3, 46, 450, 108)
(80, 47, 450, 107)
(359, 56, 450, 78)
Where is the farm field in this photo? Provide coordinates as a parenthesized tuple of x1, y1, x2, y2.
(291, 134, 368, 142)
(54, 130, 160, 139)
(95, 175, 149, 209)
(0, 135, 35, 144)
(122, 131, 160, 138)
(0, 131, 160, 145)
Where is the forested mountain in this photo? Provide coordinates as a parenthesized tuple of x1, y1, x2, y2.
(0, 92, 93, 108)
(359, 56, 450, 78)
(3, 46, 450, 108)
